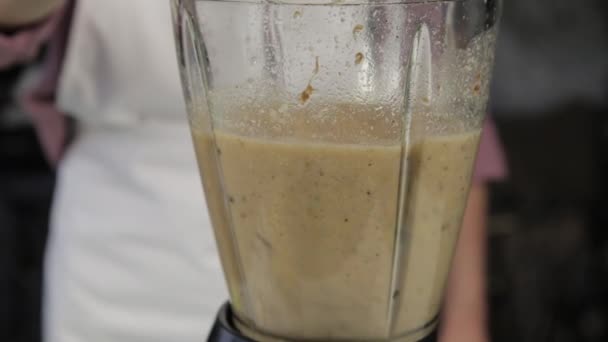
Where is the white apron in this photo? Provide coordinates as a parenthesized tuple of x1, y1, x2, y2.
(44, 1, 227, 341)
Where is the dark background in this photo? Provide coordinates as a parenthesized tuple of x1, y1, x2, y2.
(1, 0, 608, 341)
(0, 65, 54, 342)
(488, 1, 608, 341)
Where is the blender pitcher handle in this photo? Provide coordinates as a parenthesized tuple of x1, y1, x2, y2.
(171, 0, 212, 132)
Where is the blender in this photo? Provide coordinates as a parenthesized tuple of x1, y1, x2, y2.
(171, 0, 500, 341)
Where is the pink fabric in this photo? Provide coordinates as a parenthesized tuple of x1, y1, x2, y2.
(0, 7, 64, 68)
(0, 1, 73, 165)
(0, 2, 507, 181)
(20, 1, 73, 165)
(474, 119, 507, 182)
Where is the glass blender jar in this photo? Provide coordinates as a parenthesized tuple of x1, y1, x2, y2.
(171, 0, 500, 341)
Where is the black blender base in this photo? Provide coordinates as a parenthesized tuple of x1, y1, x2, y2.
(207, 303, 438, 342)
(208, 303, 256, 342)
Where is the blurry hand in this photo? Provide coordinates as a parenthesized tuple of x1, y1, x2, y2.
(0, 0, 64, 27)
(438, 184, 490, 342)
(439, 324, 488, 342)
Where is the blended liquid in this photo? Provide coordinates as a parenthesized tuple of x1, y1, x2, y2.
(192, 108, 480, 341)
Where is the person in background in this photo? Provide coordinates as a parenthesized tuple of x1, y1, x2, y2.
(441, 124, 506, 342)
(1, 1, 506, 342)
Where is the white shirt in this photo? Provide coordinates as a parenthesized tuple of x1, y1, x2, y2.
(45, 1, 228, 341)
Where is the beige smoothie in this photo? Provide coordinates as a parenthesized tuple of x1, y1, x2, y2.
(192, 106, 480, 341)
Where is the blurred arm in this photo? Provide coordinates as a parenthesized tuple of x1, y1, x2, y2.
(439, 184, 489, 342)
(0, 0, 66, 69)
